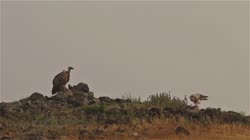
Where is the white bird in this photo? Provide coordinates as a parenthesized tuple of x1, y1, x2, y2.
(190, 93, 208, 106)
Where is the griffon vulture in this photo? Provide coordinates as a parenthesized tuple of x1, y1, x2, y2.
(190, 93, 208, 106)
(52, 67, 74, 95)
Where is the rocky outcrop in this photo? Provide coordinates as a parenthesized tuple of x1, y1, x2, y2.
(0, 81, 250, 139)
(0, 82, 98, 117)
(69, 82, 89, 93)
(99, 96, 114, 103)
(1, 81, 250, 140)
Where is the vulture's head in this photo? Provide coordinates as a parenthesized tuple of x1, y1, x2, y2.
(68, 66, 74, 72)
(200, 94, 208, 100)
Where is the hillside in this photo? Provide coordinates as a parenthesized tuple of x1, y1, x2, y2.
(0, 82, 249, 140)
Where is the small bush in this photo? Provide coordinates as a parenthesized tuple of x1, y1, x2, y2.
(147, 92, 187, 109)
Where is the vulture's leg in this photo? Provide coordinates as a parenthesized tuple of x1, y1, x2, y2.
(194, 99, 198, 106)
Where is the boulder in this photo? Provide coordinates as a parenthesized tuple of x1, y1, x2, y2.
(67, 94, 88, 107)
(54, 90, 73, 99)
(87, 92, 94, 99)
(28, 92, 45, 101)
(69, 83, 89, 93)
(88, 98, 100, 105)
(0, 103, 17, 117)
(98, 96, 114, 103)
(185, 105, 199, 113)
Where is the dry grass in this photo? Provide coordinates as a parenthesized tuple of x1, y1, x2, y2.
(21, 119, 250, 140)
(143, 119, 250, 140)
(2, 116, 249, 140)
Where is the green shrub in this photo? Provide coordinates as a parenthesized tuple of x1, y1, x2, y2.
(80, 104, 106, 114)
(147, 92, 187, 109)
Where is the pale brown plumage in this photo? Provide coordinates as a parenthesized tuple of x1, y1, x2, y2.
(52, 67, 74, 95)
(190, 93, 208, 106)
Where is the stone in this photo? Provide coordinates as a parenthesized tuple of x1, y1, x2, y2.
(88, 98, 100, 105)
(175, 126, 190, 136)
(69, 82, 89, 93)
(28, 92, 45, 101)
(54, 90, 73, 99)
(185, 105, 199, 113)
(98, 96, 114, 103)
(149, 107, 161, 118)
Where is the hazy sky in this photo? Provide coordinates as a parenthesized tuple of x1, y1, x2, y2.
(1, 1, 249, 114)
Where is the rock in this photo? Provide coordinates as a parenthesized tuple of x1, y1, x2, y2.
(78, 129, 89, 140)
(69, 83, 93, 100)
(0, 103, 7, 117)
(16, 93, 47, 112)
(28, 92, 45, 101)
(99, 96, 114, 103)
(175, 126, 190, 136)
(185, 105, 199, 113)
(222, 111, 248, 124)
(131, 132, 144, 140)
(87, 92, 94, 99)
(134, 108, 149, 119)
(163, 107, 184, 117)
(54, 90, 73, 99)
(149, 107, 161, 119)
(115, 98, 130, 104)
(67, 94, 88, 107)
(0, 103, 16, 117)
(132, 132, 138, 136)
(115, 98, 123, 103)
(245, 116, 250, 124)
(79, 129, 89, 135)
(88, 98, 100, 105)
(69, 82, 89, 93)
(200, 108, 222, 121)
(47, 130, 60, 140)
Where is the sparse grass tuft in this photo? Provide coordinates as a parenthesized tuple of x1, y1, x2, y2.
(146, 92, 187, 109)
(79, 104, 106, 114)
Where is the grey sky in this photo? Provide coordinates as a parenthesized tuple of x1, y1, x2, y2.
(1, 1, 249, 114)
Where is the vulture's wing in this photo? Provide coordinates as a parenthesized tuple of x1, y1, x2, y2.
(54, 71, 70, 86)
(52, 71, 69, 94)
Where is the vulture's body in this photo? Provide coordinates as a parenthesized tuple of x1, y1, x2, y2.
(190, 93, 208, 106)
(52, 67, 74, 95)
